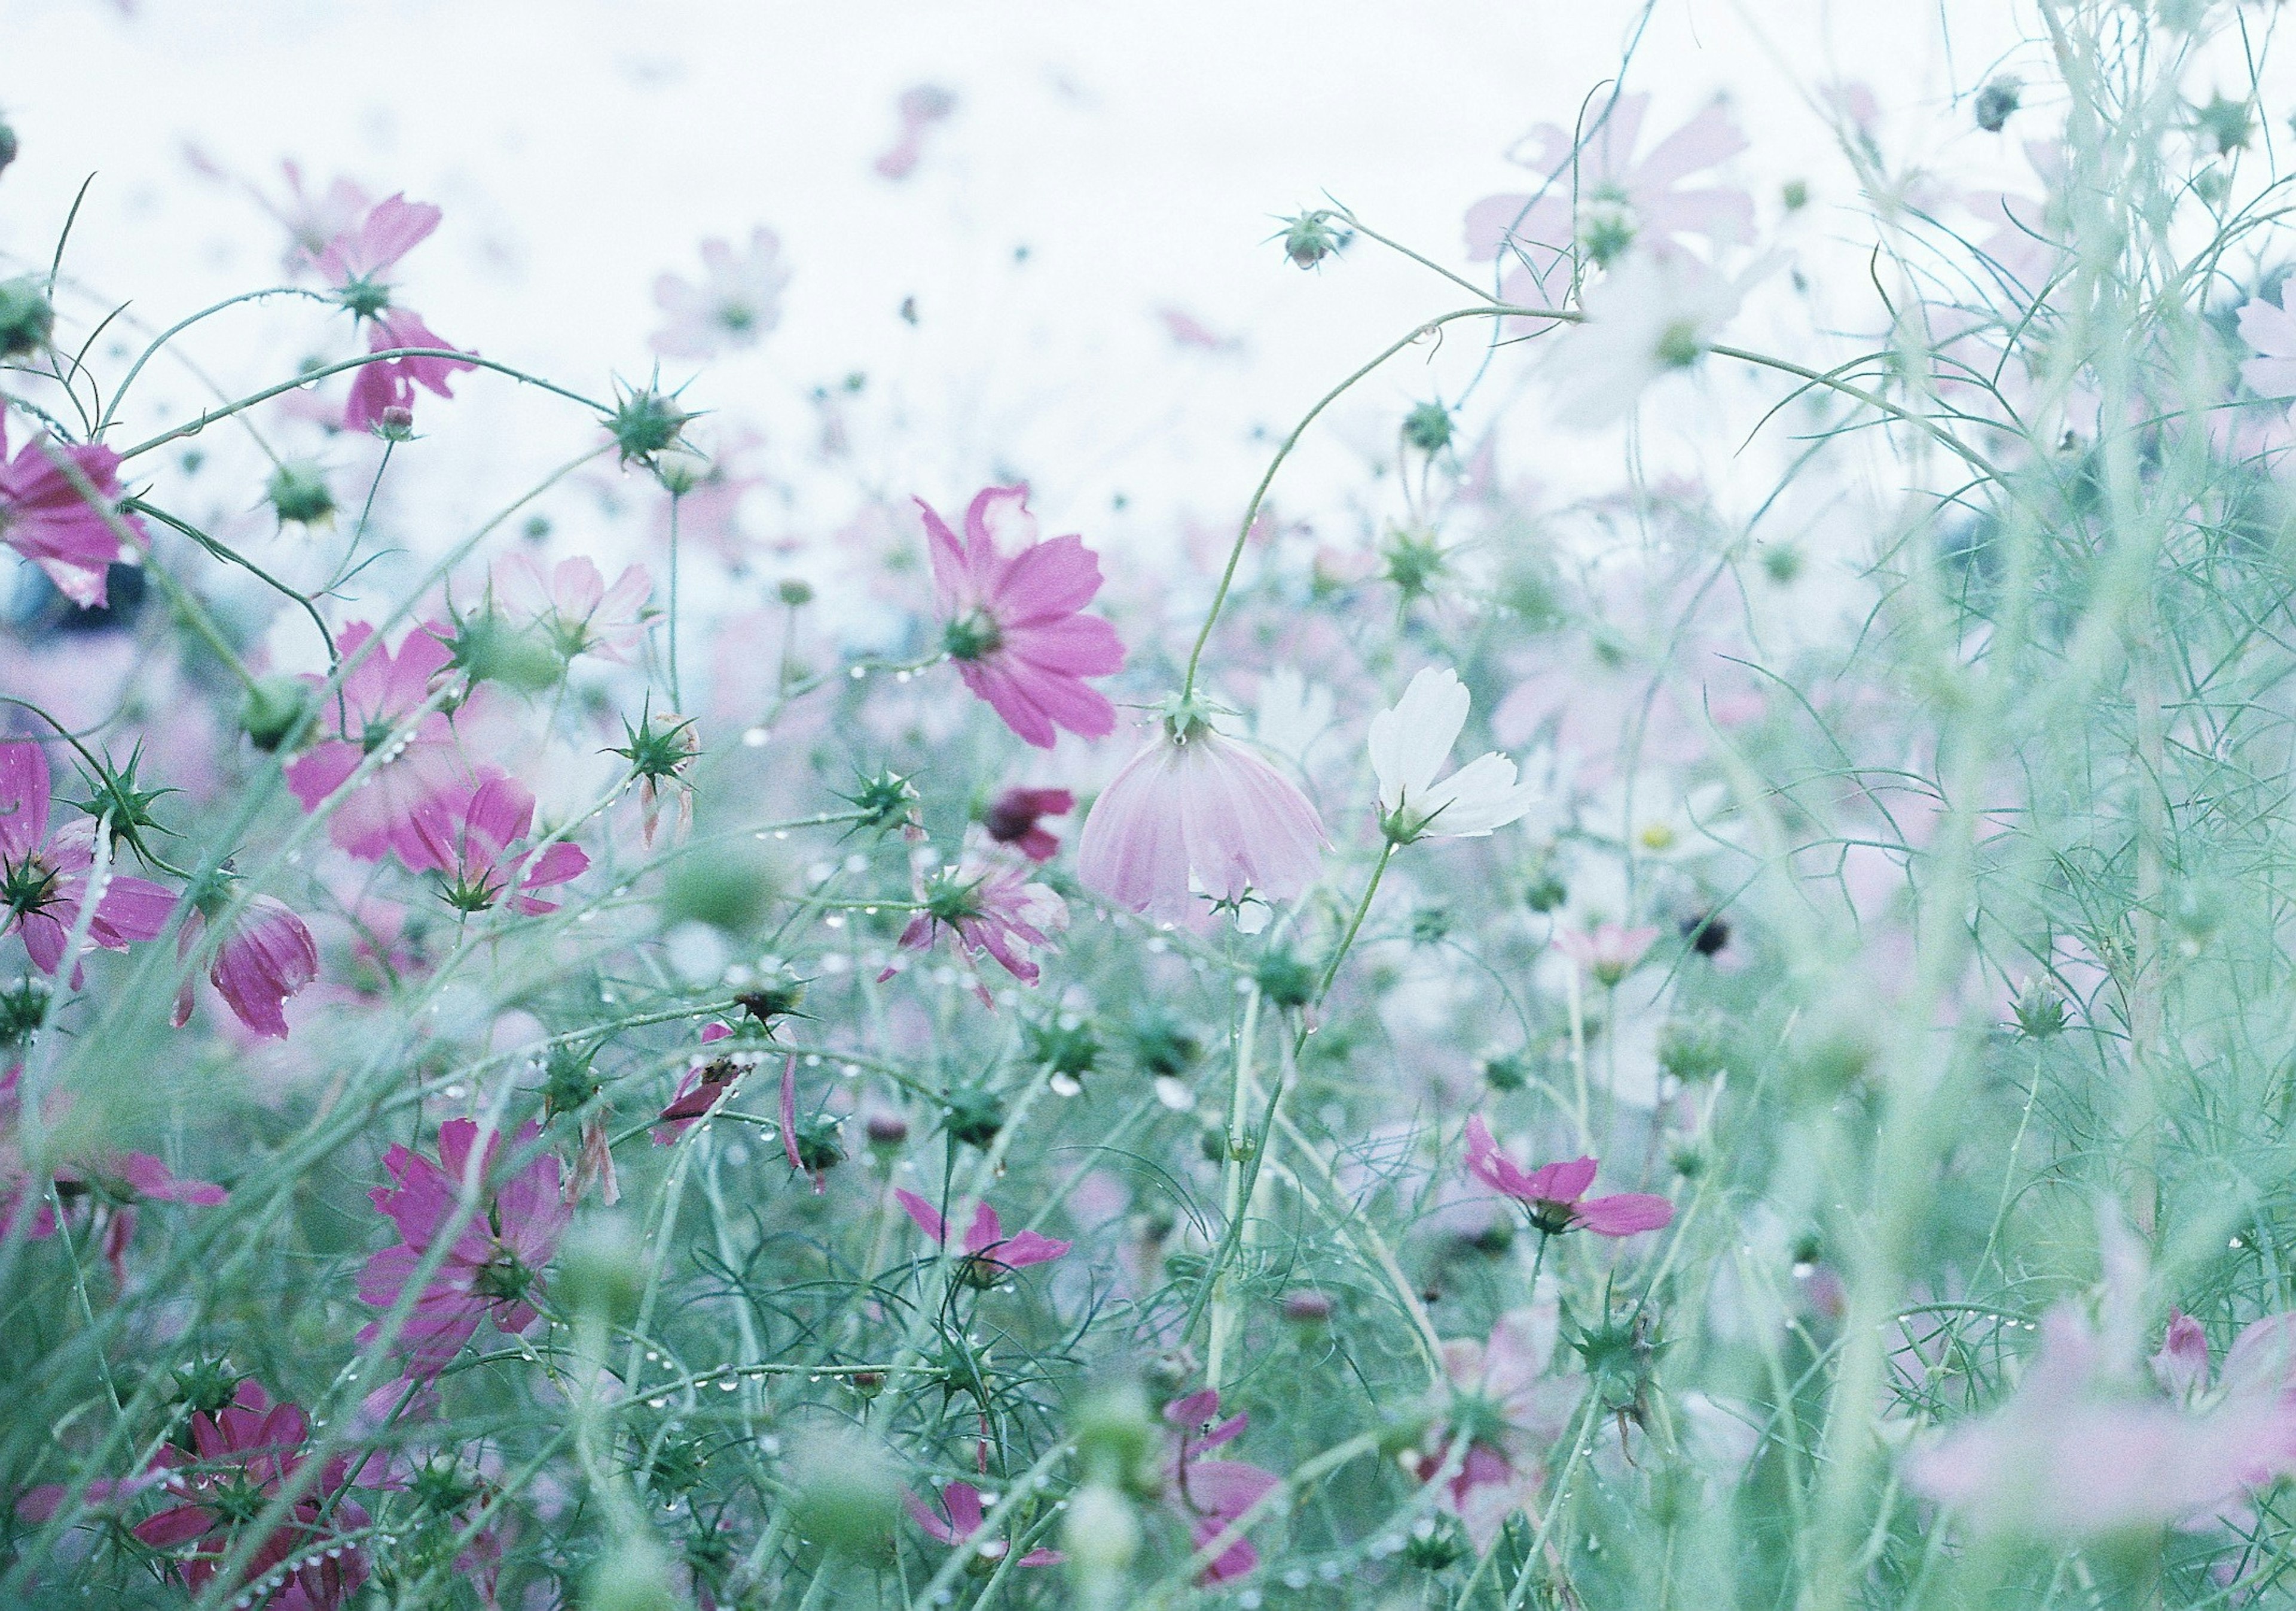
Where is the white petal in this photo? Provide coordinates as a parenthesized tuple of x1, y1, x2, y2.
(1367, 667, 1469, 811)
(1416, 753, 1540, 837)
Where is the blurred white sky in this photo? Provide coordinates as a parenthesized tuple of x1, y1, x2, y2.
(0, 0, 2060, 655)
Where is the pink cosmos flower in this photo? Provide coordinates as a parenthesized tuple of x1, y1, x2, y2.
(1076, 719, 1329, 925)
(0, 413, 139, 608)
(652, 228, 792, 360)
(0, 741, 176, 977)
(172, 894, 320, 1039)
(315, 194, 476, 434)
(493, 552, 652, 662)
(983, 785, 1074, 862)
(1463, 1116, 1674, 1237)
(1161, 1389, 1281, 1584)
(875, 84, 956, 181)
(894, 1188, 1071, 1284)
(1905, 1304, 2296, 1537)
(905, 1479, 1062, 1567)
(120, 1380, 370, 1608)
(880, 857, 1066, 1004)
(1465, 93, 1751, 278)
(2239, 282, 2296, 409)
(285, 622, 471, 866)
(358, 1119, 570, 1375)
(654, 1020, 742, 1144)
(407, 774, 589, 915)
(917, 484, 1124, 748)
(1412, 1307, 1574, 1553)
(1553, 922, 1661, 987)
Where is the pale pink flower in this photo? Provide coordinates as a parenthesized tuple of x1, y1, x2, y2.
(880, 858, 1066, 1003)
(268, 160, 374, 274)
(0, 741, 175, 977)
(1463, 1116, 1674, 1237)
(285, 622, 472, 866)
(1905, 1304, 2296, 1537)
(407, 774, 589, 916)
(2239, 281, 2296, 409)
(905, 1479, 1062, 1567)
(917, 484, 1125, 748)
(1412, 1307, 1573, 1552)
(358, 1119, 569, 1376)
(316, 194, 476, 433)
(494, 552, 652, 662)
(982, 786, 1073, 862)
(1162, 1389, 1280, 1584)
(172, 894, 320, 1039)
(875, 85, 956, 181)
(1553, 922, 1660, 986)
(652, 228, 791, 359)
(1076, 719, 1328, 925)
(0, 412, 137, 608)
(894, 1188, 1071, 1282)
(1465, 93, 1751, 277)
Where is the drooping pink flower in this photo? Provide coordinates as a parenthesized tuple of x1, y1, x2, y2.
(172, 894, 320, 1039)
(123, 1380, 371, 1607)
(316, 194, 476, 434)
(880, 858, 1066, 1004)
(1411, 1308, 1573, 1553)
(1905, 1304, 2296, 1538)
(895, 1188, 1070, 1284)
(0, 742, 176, 977)
(1462, 1116, 1673, 1237)
(654, 1020, 743, 1144)
(0, 413, 138, 609)
(917, 484, 1124, 748)
(983, 786, 1074, 862)
(407, 774, 588, 915)
(285, 622, 472, 866)
(1075, 717, 1328, 925)
(493, 552, 652, 662)
(905, 1479, 1063, 1567)
(1161, 1389, 1281, 1584)
(652, 228, 792, 360)
(1552, 922, 1661, 987)
(358, 1119, 569, 1375)
(1464, 93, 1752, 277)
(778, 1054, 838, 1194)
(875, 84, 956, 181)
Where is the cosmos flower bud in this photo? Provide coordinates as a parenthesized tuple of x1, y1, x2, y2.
(1280, 1289, 1333, 1324)
(1402, 402, 1452, 454)
(265, 461, 335, 526)
(1278, 210, 1349, 270)
(864, 1109, 909, 1149)
(238, 674, 313, 751)
(0, 276, 55, 359)
(377, 403, 417, 439)
(1975, 77, 2021, 133)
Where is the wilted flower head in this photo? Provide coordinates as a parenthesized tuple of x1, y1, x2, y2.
(172, 893, 319, 1039)
(982, 785, 1074, 862)
(1076, 710, 1328, 927)
(0, 411, 138, 609)
(1369, 667, 1541, 843)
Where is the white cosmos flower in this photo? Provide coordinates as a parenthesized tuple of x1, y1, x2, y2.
(1367, 667, 1541, 842)
(1544, 251, 1755, 427)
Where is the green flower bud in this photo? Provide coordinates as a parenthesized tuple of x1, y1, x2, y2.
(0, 276, 55, 359)
(239, 674, 313, 752)
(1251, 948, 1317, 1008)
(265, 461, 335, 526)
(1402, 401, 1452, 454)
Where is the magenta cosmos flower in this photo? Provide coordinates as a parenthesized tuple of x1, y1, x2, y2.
(983, 785, 1073, 862)
(1412, 1307, 1574, 1553)
(316, 194, 477, 434)
(1162, 1389, 1281, 1584)
(358, 1119, 570, 1375)
(0, 741, 175, 977)
(918, 484, 1125, 748)
(1463, 1116, 1673, 1237)
(1076, 714, 1328, 926)
(285, 621, 471, 866)
(132, 1380, 370, 1608)
(895, 1188, 1070, 1285)
(408, 773, 589, 915)
(880, 857, 1065, 1004)
(0, 411, 141, 608)
(906, 1479, 1062, 1568)
(172, 894, 320, 1039)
